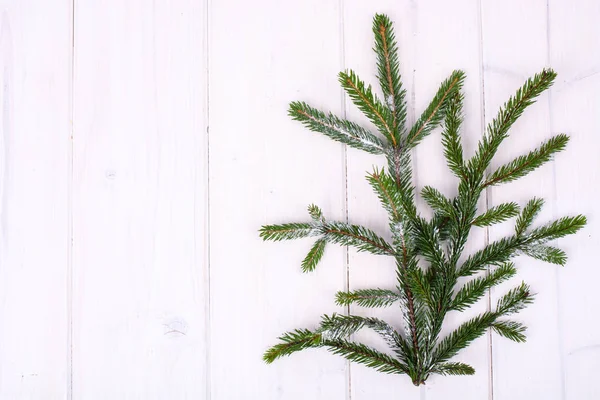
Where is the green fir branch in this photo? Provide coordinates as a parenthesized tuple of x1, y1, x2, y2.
(527, 215, 586, 243)
(458, 235, 521, 277)
(421, 186, 455, 218)
(307, 204, 325, 222)
(431, 312, 498, 366)
(262, 14, 586, 388)
(289, 101, 386, 154)
(433, 284, 532, 368)
(469, 69, 557, 178)
(450, 262, 517, 311)
(406, 70, 465, 149)
(407, 267, 434, 309)
(339, 70, 396, 145)
(263, 329, 322, 363)
(320, 221, 396, 255)
(263, 327, 408, 374)
(335, 288, 400, 308)
(484, 134, 569, 187)
(367, 167, 403, 222)
(431, 362, 475, 376)
(441, 90, 466, 178)
(515, 197, 545, 236)
(491, 320, 527, 343)
(301, 238, 327, 272)
(259, 222, 318, 241)
(472, 202, 520, 227)
(319, 314, 408, 359)
(521, 244, 567, 266)
(409, 217, 447, 269)
(387, 149, 418, 220)
(373, 13, 406, 144)
(495, 282, 534, 315)
(324, 339, 409, 374)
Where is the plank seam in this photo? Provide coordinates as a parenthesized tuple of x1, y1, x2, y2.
(205, 0, 212, 398)
(67, 0, 75, 398)
(546, 2, 566, 399)
(338, 1, 351, 399)
(476, 1, 494, 399)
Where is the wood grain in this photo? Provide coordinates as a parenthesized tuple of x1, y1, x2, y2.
(72, 1, 208, 398)
(0, 1, 71, 398)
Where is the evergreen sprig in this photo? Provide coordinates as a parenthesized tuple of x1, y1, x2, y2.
(288, 101, 386, 154)
(472, 202, 520, 227)
(260, 14, 585, 387)
(335, 288, 401, 308)
(373, 13, 406, 144)
(484, 134, 569, 187)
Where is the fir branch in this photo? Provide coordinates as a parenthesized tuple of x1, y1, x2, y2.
(491, 320, 527, 343)
(450, 262, 517, 311)
(469, 69, 557, 177)
(526, 215, 586, 243)
(301, 238, 327, 272)
(259, 222, 318, 241)
(515, 197, 544, 236)
(373, 13, 406, 143)
(307, 204, 325, 222)
(460, 214, 585, 277)
(431, 312, 498, 366)
(264, 14, 585, 387)
(395, 259, 424, 363)
(319, 314, 381, 338)
(388, 149, 417, 219)
(432, 283, 534, 369)
(409, 217, 447, 269)
(367, 168, 403, 222)
(406, 70, 466, 149)
(431, 213, 452, 243)
(472, 202, 520, 227)
(289, 101, 386, 154)
(320, 221, 396, 255)
(483, 134, 569, 187)
(335, 288, 400, 308)
(431, 362, 475, 376)
(441, 87, 466, 178)
(319, 314, 408, 358)
(521, 244, 567, 266)
(339, 70, 396, 145)
(264, 328, 408, 374)
(421, 186, 454, 218)
(263, 329, 322, 363)
(458, 236, 521, 277)
(495, 282, 534, 315)
(324, 339, 408, 374)
(407, 267, 434, 309)
(446, 185, 479, 268)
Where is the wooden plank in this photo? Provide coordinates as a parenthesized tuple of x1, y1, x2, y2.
(480, 1, 562, 398)
(343, 1, 488, 398)
(0, 1, 71, 398)
(548, 1, 600, 399)
(72, 1, 208, 398)
(208, 0, 348, 398)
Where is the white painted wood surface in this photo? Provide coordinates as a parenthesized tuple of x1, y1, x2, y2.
(0, 0, 597, 398)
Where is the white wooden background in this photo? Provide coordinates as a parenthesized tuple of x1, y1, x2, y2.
(0, 0, 597, 399)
